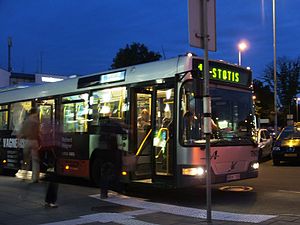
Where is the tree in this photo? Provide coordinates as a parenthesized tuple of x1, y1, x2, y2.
(253, 79, 273, 119)
(111, 42, 161, 69)
(262, 57, 300, 125)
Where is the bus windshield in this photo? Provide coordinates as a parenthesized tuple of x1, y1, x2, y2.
(180, 80, 255, 146)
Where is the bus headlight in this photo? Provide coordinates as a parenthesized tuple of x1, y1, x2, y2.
(251, 162, 259, 170)
(182, 167, 205, 176)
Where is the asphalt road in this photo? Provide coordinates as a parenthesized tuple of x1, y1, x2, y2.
(120, 159, 300, 216)
(1, 158, 300, 221)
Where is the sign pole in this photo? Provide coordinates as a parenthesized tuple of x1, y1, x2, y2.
(188, 0, 216, 222)
(201, 0, 212, 222)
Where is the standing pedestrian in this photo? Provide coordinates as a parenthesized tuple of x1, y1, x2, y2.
(100, 162, 114, 199)
(44, 150, 59, 208)
(19, 107, 41, 183)
(45, 182, 59, 208)
(98, 118, 125, 198)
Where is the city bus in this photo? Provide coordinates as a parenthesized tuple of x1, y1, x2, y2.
(0, 55, 259, 188)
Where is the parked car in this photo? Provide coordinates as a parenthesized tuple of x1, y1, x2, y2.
(256, 129, 273, 161)
(271, 125, 300, 166)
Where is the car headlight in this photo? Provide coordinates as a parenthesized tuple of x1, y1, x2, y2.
(272, 146, 281, 151)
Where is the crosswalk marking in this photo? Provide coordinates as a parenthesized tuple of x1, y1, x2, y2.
(40, 191, 277, 225)
(89, 192, 277, 224)
(40, 212, 159, 225)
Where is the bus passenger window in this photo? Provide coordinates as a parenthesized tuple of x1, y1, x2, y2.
(91, 87, 127, 126)
(61, 94, 89, 133)
(9, 101, 31, 135)
(0, 105, 8, 130)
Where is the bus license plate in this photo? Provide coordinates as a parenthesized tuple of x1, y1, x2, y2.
(227, 173, 240, 181)
(284, 153, 297, 157)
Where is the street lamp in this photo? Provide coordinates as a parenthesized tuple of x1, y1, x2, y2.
(238, 41, 248, 66)
(272, 0, 278, 133)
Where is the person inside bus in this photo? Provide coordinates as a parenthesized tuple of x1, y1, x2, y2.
(200, 114, 219, 138)
(19, 107, 41, 183)
(137, 109, 151, 130)
(183, 111, 219, 141)
(183, 111, 198, 141)
(162, 110, 172, 128)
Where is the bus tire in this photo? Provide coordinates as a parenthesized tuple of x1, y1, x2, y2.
(2, 168, 17, 176)
(273, 159, 280, 166)
(258, 149, 263, 162)
(91, 158, 103, 186)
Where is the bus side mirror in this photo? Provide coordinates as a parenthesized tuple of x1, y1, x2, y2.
(191, 70, 203, 99)
(193, 78, 204, 98)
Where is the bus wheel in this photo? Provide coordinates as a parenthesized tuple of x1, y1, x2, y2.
(1, 168, 17, 176)
(91, 158, 103, 186)
(258, 149, 263, 162)
(273, 159, 280, 166)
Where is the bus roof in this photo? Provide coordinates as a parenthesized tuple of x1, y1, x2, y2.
(0, 56, 251, 104)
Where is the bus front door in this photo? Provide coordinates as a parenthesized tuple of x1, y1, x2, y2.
(132, 87, 175, 183)
(133, 91, 152, 180)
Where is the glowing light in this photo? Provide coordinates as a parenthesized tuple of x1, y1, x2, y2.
(251, 162, 259, 170)
(41, 77, 64, 82)
(100, 105, 111, 114)
(218, 120, 229, 129)
(65, 165, 70, 170)
(80, 93, 89, 101)
(102, 91, 111, 102)
(182, 167, 205, 176)
(164, 104, 170, 112)
(238, 41, 248, 51)
(166, 89, 172, 100)
(89, 96, 94, 105)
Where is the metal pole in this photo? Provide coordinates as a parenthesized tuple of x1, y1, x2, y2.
(238, 50, 241, 66)
(297, 98, 299, 122)
(272, 0, 278, 133)
(40, 51, 43, 74)
(8, 37, 12, 72)
(201, 0, 212, 223)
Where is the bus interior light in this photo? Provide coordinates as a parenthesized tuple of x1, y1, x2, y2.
(156, 79, 164, 84)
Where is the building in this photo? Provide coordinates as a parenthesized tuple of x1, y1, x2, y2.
(0, 68, 10, 87)
(0, 67, 69, 90)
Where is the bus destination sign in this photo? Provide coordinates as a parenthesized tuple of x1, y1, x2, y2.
(193, 59, 252, 87)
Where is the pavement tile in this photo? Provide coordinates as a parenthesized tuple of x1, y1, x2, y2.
(2, 176, 300, 225)
(276, 215, 300, 222)
(269, 222, 299, 225)
(260, 218, 279, 225)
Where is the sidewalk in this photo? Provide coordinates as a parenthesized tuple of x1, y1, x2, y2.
(1, 176, 300, 225)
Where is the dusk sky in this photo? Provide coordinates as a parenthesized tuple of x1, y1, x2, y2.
(0, 0, 300, 80)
